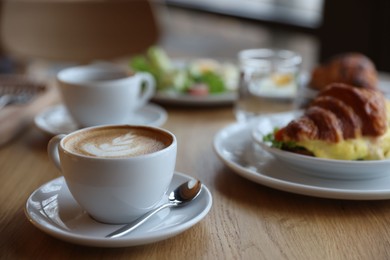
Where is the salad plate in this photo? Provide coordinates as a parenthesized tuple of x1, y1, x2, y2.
(34, 103, 167, 136)
(25, 172, 212, 247)
(213, 120, 390, 200)
(129, 47, 239, 106)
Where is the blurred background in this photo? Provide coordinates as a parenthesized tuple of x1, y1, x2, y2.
(0, 0, 388, 75)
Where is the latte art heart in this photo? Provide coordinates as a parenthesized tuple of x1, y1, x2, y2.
(82, 133, 165, 157)
(64, 126, 172, 158)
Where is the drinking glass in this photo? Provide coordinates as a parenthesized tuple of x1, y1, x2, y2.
(234, 48, 302, 122)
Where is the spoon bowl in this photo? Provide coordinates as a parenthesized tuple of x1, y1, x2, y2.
(106, 178, 202, 238)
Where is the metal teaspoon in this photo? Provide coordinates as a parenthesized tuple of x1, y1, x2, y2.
(106, 179, 202, 238)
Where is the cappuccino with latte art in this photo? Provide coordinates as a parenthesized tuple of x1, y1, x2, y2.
(47, 124, 177, 223)
(64, 126, 172, 158)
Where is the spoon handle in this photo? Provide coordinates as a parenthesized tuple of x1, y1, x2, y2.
(106, 202, 173, 238)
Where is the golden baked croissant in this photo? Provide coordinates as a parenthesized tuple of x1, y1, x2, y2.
(277, 83, 387, 142)
(273, 83, 389, 160)
(309, 53, 378, 90)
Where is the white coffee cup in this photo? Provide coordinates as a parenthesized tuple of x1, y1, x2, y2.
(57, 63, 155, 127)
(47, 124, 177, 224)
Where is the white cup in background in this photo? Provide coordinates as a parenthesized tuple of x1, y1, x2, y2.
(57, 63, 155, 127)
(234, 48, 302, 122)
(47, 124, 177, 224)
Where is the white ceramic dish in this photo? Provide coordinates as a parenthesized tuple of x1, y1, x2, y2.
(25, 172, 212, 247)
(251, 111, 390, 180)
(34, 103, 167, 136)
(213, 121, 390, 200)
(153, 91, 236, 106)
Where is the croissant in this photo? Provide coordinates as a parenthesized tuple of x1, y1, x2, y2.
(309, 53, 378, 90)
(276, 83, 387, 144)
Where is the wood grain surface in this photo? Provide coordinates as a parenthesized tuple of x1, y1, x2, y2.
(1, 4, 390, 260)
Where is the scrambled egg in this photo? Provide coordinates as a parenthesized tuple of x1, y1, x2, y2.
(296, 102, 390, 160)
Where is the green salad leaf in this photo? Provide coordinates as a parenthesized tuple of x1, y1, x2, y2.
(130, 56, 150, 72)
(263, 130, 284, 149)
(195, 71, 225, 93)
(262, 129, 298, 150)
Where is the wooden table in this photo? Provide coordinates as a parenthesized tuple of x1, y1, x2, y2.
(2, 5, 390, 260)
(2, 89, 390, 259)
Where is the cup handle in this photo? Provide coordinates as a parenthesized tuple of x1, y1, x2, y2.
(135, 72, 155, 109)
(47, 134, 66, 172)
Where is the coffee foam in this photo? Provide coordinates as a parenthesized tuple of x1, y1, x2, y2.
(64, 127, 171, 158)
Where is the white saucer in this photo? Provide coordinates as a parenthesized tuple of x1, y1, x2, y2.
(34, 103, 168, 135)
(213, 121, 390, 200)
(25, 172, 212, 247)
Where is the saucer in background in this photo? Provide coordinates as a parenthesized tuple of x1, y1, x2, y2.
(34, 103, 167, 135)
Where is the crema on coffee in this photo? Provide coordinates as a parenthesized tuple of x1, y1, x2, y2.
(64, 126, 172, 158)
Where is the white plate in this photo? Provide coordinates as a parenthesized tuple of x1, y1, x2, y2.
(213, 121, 390, 200)
(25, 172, 212, 247)
(251, 111, 390, 180)
(153, 91, 236, 106)
(34, 103, 168, 136)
